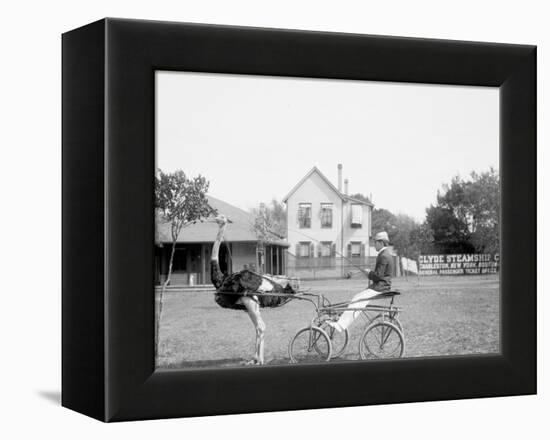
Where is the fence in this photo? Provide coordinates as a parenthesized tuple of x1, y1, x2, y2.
(285, 251, 377, 280)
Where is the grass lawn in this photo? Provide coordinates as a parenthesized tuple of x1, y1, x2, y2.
(156, 274, 499, 369)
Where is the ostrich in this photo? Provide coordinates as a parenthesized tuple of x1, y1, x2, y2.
(209, 214, 295, 365)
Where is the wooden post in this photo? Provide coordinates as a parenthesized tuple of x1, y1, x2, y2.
(256, 243, 262, 274)
(200, 244, 206, 285)
(185, 247, 191, 285)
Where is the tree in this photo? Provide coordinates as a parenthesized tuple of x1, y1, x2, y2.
(409, 222, 435, 257)
(372, 208, 397, 237)
(393, 214, 424, 258)
(463, 169, 500, 253)
(424, 168, 500, 254)
(251, 199, 287, 241)
(424, 205, 474, 254)
(350, 193, 372, 204)
(155, 169, 217, 355)
(370, 208, 423, 258)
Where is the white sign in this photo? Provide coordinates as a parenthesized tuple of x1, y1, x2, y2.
(418, 254, 499, 275)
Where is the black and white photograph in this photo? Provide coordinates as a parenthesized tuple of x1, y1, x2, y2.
(154, 72, 500, 368)
(3, 0, 544, 435)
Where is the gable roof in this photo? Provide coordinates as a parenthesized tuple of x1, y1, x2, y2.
(156, 195, 289, 246)
(283, 167, 373, 207)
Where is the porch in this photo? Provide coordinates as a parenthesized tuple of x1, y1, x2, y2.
(155, 241, 288, 286)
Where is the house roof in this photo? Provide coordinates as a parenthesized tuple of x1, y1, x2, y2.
(344, 194, 374, 206)
(155, 195, 289, 246)
(282, 167, 374, 207)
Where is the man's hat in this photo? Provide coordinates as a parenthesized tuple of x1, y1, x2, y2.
(374, 231, 389, 242)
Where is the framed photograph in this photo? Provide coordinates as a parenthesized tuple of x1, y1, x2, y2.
(62, 18, 536, 422)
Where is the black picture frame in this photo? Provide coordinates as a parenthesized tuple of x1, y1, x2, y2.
(62, 18, 536, 422)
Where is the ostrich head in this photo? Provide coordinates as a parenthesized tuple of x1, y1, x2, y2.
(209, 214, 233, 225)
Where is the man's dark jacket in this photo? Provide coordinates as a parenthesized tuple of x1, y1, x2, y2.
(368, 248, 393, 291)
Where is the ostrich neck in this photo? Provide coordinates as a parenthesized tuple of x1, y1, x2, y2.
(211, 223, 227, 261)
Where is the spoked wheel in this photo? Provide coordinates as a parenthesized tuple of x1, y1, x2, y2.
(370, 313, 404, 334)
(289, 326, 332, 363)
(319, 322, 349, 358)
(359, 321, 405, 359)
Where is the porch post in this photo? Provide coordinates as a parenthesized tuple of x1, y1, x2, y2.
(200, 244, 206, 285)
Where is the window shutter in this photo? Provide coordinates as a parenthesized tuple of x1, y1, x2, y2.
(347, 243, 352, 257)
(310, 243, 314, 259)
(331, 243, 336, 257)
(361, 243, 366, 257)
(295, 243, 300, 258)
(317, 243, 322, 258)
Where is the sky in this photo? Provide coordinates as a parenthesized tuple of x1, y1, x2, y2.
(156, 71, 499, 221)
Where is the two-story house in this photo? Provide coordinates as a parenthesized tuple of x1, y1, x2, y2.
(283, 164, 374, 279)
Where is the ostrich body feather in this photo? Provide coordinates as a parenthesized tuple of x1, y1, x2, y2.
(211, 263, 295, 310)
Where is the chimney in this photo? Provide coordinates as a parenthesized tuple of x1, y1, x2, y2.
(344, 179, 349, 195)
(337, 164, 343, 192)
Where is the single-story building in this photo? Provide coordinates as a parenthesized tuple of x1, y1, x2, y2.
(155, 196, 290, 286)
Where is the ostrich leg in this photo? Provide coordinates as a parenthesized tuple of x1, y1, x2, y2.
(239, 296, 266, 365)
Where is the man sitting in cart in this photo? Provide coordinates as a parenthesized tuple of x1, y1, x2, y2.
(328, 231, 393, 332)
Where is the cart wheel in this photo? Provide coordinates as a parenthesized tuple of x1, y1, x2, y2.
(289, 326, 332, 364)
(359, 321, 405, 359)
(319, 322, 349, 358)
(370, 313, 404, 334)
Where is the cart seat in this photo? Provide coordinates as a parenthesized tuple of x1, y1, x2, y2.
(370, 289, 401, 300)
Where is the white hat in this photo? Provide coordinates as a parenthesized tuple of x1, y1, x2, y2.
(374, 231, 389, 242)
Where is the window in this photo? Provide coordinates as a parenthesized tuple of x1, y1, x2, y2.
(298, 241, 311, 258)
(320, 241, 333, 257)
(351, 204, 362, 228)
(350, 241, 362, 257)
(320, 203, 333, 228)
(298, 203, 312, 228)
